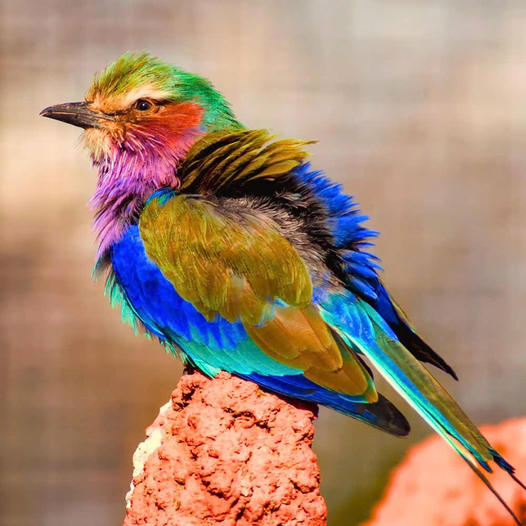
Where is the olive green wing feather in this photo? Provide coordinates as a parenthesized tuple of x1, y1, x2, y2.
(139, 193, 376, 401)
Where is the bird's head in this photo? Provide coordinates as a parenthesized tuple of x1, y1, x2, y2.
(41, 52, 241, 165)
(41, 53, 243, 256)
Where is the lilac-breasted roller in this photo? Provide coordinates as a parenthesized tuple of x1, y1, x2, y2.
(41, 53, 524, 523)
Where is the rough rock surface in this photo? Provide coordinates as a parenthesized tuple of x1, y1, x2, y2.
(363, 418, 526, 526)
(123, 371, 327, 526)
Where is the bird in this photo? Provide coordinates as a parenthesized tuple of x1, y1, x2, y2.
(41, 52, 524, 524)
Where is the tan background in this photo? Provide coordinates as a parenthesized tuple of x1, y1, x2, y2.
(1, 1, 526, 525)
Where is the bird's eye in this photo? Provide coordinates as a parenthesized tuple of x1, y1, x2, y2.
(135, 99, 153, 111)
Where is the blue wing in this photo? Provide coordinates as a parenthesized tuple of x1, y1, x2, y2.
(295, 164, 516, 471)
(108, 224, 409, 436)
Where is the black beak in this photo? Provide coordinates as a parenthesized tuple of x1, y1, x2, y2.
(40, 101, 113, 129)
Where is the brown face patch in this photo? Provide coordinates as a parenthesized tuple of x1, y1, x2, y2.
(82, 99, 205, 162)
(81, 86, 168, 158)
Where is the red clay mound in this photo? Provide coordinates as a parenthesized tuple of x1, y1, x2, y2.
(363, 418, 526, 526)
(123, 371, 327, 526)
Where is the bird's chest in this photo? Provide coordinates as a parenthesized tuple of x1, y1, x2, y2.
(107, 224, 245, 351)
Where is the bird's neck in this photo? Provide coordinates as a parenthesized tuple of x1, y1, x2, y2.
(90, 129, 201, 260)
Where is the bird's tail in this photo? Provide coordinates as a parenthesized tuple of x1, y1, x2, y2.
(352, 301, 525, 525)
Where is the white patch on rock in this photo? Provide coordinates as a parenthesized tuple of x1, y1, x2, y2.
(125, 400, 172, 508)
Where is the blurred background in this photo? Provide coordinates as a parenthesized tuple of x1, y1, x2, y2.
(1, 1, 526, 525)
